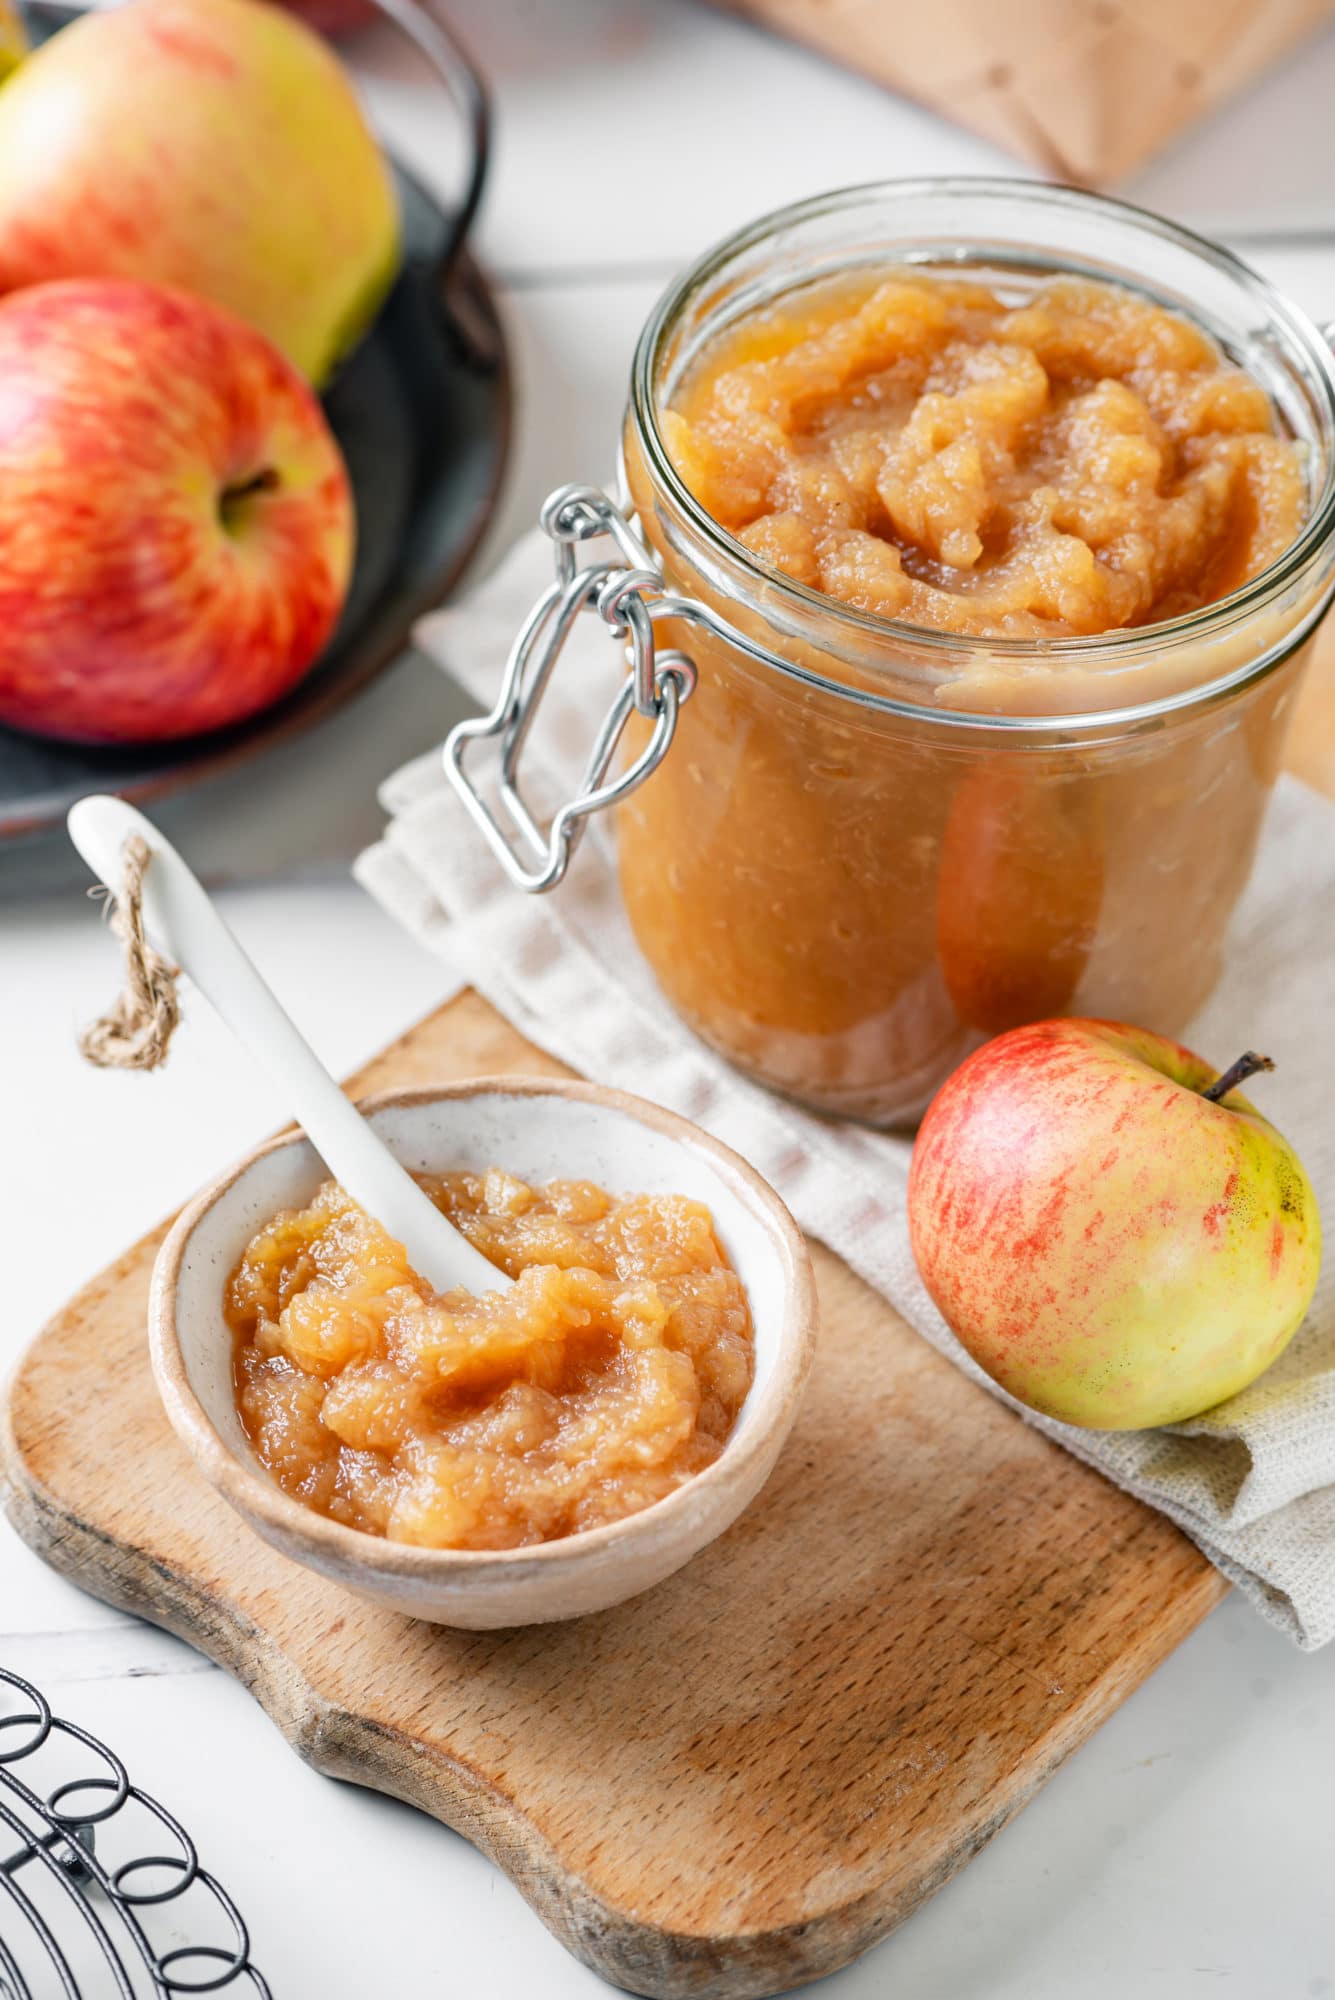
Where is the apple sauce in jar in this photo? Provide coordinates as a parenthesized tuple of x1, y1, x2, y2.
(228, 1169, 754, 1549)
(605, 184, 1335, 1123)
(658, 272, 1304, 639)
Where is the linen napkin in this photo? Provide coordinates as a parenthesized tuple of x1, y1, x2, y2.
(357, 530, 1335, 1649)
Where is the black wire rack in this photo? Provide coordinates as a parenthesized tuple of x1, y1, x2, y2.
(0, 1665, 270, 1998)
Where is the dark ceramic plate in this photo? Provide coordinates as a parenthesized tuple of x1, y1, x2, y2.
(0, 5, 510, 840)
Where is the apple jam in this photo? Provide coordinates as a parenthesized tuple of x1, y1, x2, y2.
(612, 209, 1335, 1126)
(228, 1171, 754, 1550)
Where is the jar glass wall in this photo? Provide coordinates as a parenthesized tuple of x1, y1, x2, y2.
(617, 181, 1335, 1125)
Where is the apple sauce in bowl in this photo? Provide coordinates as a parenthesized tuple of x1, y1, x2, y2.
(149, 1081, 816, 1627)
(229, 1167, 755, 1551)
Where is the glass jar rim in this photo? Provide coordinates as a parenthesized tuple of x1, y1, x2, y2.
(629, 176, 1335, 723)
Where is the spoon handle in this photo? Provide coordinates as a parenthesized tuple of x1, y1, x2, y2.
(67, 795, 505, 1297)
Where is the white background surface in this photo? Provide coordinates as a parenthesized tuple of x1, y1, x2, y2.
(4, 2, 1335, 1993)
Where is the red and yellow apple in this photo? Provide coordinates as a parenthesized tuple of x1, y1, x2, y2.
(908, 1019, 1321, 1430)
(0, 0, 400, 384)
(0, 278, 354, 744)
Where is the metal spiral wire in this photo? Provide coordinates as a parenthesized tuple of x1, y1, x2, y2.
(0, 1667, 269, 1998)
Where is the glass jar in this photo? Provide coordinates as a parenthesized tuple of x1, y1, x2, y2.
(448, 181, 1335, 1127)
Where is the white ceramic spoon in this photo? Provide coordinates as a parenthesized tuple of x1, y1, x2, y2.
(67, 794, 508, 1297)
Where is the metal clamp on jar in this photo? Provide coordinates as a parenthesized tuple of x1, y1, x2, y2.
(444, 484, 698, 894)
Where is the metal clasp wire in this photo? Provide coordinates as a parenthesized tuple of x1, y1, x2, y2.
(443, 485, 697, 893)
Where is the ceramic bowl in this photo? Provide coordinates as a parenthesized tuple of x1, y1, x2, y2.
(149, 1080, 817, 1629)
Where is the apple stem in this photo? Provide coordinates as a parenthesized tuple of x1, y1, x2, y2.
(222, 466, 280, 506)
(1202, 1050, 1275, 1103)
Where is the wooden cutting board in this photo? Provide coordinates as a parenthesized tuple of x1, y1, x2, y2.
(0, 988, 1225, 1999)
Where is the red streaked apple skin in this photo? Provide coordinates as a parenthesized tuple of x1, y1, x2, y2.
(0, 278, 353, 744)
(907, 1018, 1321, 1430)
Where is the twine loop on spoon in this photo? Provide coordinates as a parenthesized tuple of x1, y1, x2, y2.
(78, 834, 182, 1071)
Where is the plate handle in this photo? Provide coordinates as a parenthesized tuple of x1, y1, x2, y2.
(370, 0, 491, 276)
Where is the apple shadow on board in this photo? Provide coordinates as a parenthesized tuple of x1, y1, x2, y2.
(0, 2, 510, 896)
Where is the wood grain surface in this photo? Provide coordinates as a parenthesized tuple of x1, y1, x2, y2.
(1, 990, 1227, 1999)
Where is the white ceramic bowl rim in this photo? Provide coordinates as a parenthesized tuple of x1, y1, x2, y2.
(149, 1078, 817, 1584)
